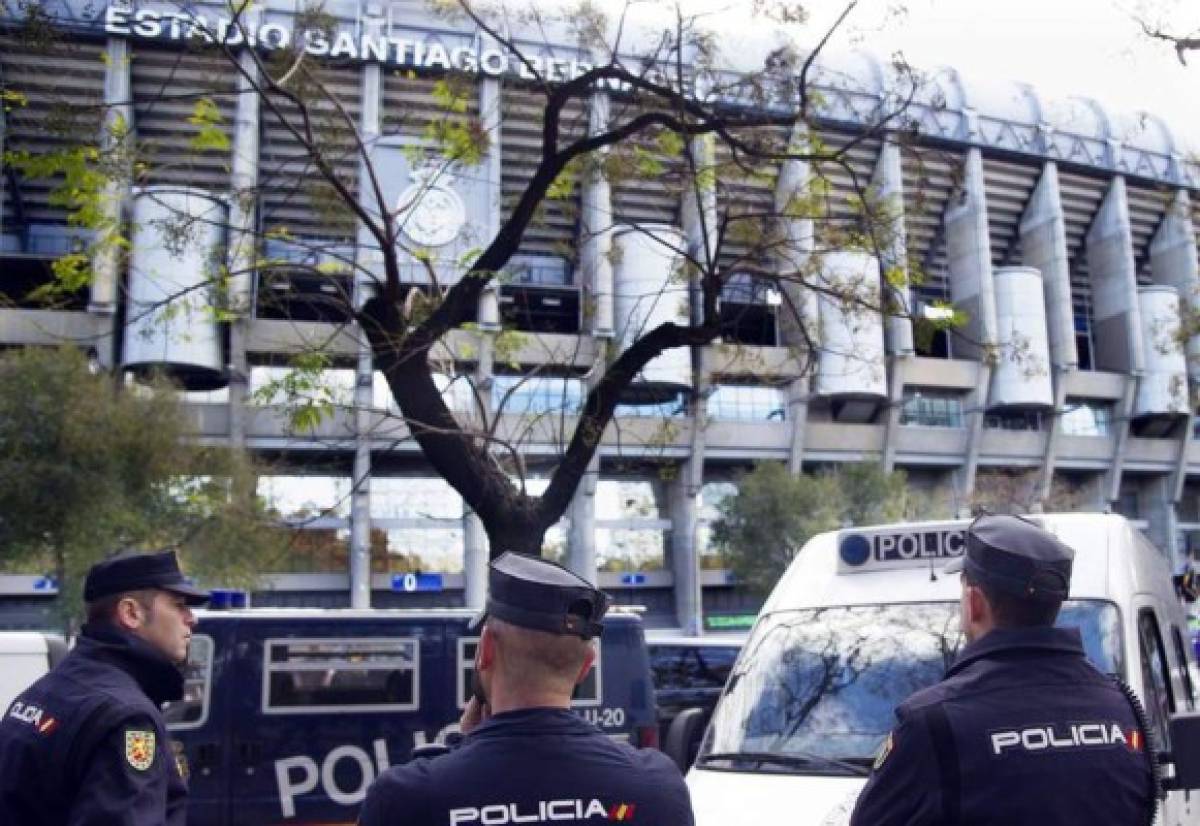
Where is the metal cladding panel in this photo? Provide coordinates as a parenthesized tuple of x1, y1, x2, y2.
(1057, 169, 1113, 366)
(1151, 191, 1200, 382)
(1086, 177, 1143, 374)
(130, 45, 236, 191)
(1019, 163, 1077, 369)
(814, 250, 886, 400)
(499, 84, 584, 259)
(982, 155, 1040, 267)
(1135, 286, 1189, 418)
(1124, 181, 1174, 282)
(990, 266, 1053, 410)
(611, 224, 691, 400)
(122, 187, 227, 390)
(259, 64, 361, 241)
(0, 36, 105, 227)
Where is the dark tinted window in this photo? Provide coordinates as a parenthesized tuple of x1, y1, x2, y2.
(1138, 611, 1175, 748)
(649, 646, 687, 688)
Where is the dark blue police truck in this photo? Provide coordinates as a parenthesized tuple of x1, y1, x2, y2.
(163, 607, 658, 826)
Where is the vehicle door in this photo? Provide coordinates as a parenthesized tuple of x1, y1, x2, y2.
(227, 618, 443, 826)
(1166, 614, 1200, 824)
(164, 626, 227, 826)
(1133, 603, 1190, 826)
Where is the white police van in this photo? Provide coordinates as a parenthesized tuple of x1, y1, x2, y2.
(164, 607, 658, 825)
(684, 513, 1200, 826)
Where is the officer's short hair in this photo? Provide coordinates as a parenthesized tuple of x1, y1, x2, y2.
(962, 569, 1062, 628)
(487, 616, 593, 689)
(85, 588, 157, 625)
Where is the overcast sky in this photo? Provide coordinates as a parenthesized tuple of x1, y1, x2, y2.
(666, 0, 1200, 147)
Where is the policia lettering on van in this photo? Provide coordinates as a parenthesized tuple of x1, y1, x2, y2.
(161, 609, 658, 825)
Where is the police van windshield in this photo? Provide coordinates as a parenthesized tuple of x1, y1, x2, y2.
(700, 600, 1123, 770)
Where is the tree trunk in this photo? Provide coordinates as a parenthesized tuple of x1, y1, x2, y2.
(484, 520, 546, 558)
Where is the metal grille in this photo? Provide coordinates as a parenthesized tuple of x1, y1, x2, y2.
(500, 84, 584, 259)
(980, 155, 1040, 267)
(1125, 180, 1174, 283)
(258, 62, 361, 241)
(900, 143, 958, 304)
(130, 45, 237, 191)
(0, 35, 105, 228)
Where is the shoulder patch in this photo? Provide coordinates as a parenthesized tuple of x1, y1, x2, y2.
(125, 729, 156, 771)
(873, 731, 894, 771)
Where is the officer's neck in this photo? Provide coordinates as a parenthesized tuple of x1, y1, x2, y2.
(486, 682, 572, 715)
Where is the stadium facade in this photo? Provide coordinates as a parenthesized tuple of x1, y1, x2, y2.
(4, 0, 1200, 631)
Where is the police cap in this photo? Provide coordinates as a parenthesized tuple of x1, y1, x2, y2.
(476, 552, 609, 640)
(945, 514, 1074, 602)
(84, 550, 211, 605)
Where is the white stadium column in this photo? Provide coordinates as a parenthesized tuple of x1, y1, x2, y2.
(943, 148, 996, 510)
(1086, 177, 1143, 506)
(873, 138, 912, 472)
(1019, 162, 1074, 503)
(349, 12, 385, 609)
(773, 123, 815, 473)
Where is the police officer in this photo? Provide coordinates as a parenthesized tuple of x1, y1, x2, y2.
(358, 552, 695, 826)
(849, 514, 1156, 825)
(0, 550, 209, 826)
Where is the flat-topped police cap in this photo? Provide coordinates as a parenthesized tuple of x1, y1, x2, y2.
(945, 514, 1074, 602)
(84, 549, 210, 605)
(475, 552, 610, 640)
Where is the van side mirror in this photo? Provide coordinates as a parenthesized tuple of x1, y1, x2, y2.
(664, 707, 707, 772)
(1166, 713, 1200, 790)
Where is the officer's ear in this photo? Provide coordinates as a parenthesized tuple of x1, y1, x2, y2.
(963, 582, 990, 627)
(477, 624, 497, 671)
(112, 591, 150, 631)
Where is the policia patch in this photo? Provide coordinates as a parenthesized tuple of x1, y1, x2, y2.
(125, 729, 156, 771)
(873, 732, 894, 771)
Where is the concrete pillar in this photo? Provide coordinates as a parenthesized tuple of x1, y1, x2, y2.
(670, 461, 703, 635)
(226, 37, 261, 449)
(477, 72, 502, 331)
(1087, 178, 1143, 507)
(872, 140, 912, 473)
(944, 149, 996, 507)
(1020, 162, 1077, 370)
(580, 91, 614, 336)
(682, 134, 718, 275)
(1086, 177, 1145, 376)
(348, 24, 384, 609)
(1150, 190, 1200, 382)
(775, 123, 815, 475)
(463, 507, 489, 608)
(872, 140, 913, 356)
(90, 34, 135, 361)
(774, 125, 818, 350)
(1142, 475, 1176, 561)
(1019, 162, 1075, 505)
(566, 453, 600, 586)
(944, 148, 997, 363)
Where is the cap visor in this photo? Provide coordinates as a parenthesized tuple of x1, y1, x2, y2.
(943, 557, 965, 575)
(164, 584, 211, 606)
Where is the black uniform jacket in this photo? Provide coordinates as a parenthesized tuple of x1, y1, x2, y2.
(358, 707, 695, 826)
(0, 623, 188, 826)
(850, 626, 1153, 826)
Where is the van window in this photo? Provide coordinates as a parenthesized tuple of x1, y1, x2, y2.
(1170, 626, 1197, 711)
(703, 600, 1123, 765)
(456, 637, 601, 708)
(263, 638, 419, 714)
(1138, 611, 1176, 747)
(164, 635, 213, 729)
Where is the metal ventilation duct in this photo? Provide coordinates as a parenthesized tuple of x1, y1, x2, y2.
(611, 224, 692, 404)
(1135, 285, 1189, 423)
(990, 266, 1054, 410)
(815, 250, 887, 421)
(121, 187, 227, 391)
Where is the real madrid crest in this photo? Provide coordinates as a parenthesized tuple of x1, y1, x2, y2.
(395, 157, 466, 248)
(125, 729, 156, 772)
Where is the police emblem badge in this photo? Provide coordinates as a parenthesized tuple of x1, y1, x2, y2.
(125, 729, 156, 771)
(873, 731, 894, 771)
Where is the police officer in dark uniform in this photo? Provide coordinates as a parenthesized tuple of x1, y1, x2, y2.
(849, 514, 1156, 825)
(358, 552, 695, 826)
(0, 550, 209, 826)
